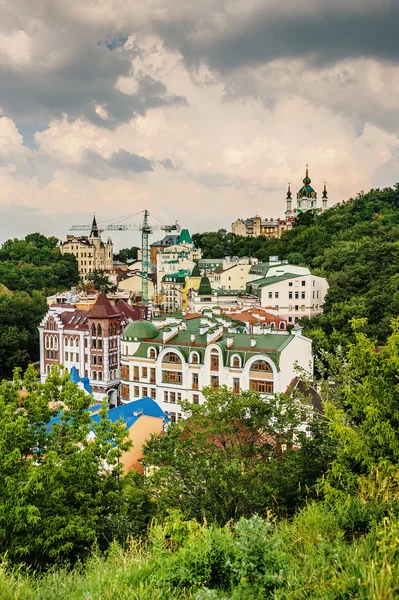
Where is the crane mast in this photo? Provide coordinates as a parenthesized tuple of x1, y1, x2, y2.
(69, 211, 180, 306)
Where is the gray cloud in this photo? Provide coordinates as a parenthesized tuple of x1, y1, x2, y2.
(76, 149, 175, 180)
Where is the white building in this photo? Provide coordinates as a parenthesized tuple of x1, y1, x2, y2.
(120, 311, 313, 418)
(246, 257, 328, 323)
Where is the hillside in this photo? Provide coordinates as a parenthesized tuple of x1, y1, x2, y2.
(193, 185, 399, 347)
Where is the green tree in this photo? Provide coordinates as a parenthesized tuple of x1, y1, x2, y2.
(113, 247, 139, 264)
(86, 269, 116, 294)
(0, 365, 131, 567)
(143, 387, 329, 523)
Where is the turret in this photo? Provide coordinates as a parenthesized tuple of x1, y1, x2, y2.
(285, 183, 293, 217)
(322, 182, 328, 212)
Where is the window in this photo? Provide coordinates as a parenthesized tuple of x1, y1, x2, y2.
(177, 393, 182, 402)
(150, 368, 156, 383)
(65, 338, 68, 346)
(170, 392, 176, 403)
(301, 305, 305, 311)
(302, 280, 306, 286)
(192, 373, 199, 389)
(211, 375, 219, 389)
(134, 386, 140, 397)
(92, 339, 97, 349)
(289, 282, 293, 287)
(162, 370, 182, 384)
(193, 394, 199, 404)
(295, 305, 299, 311)
(97, 324, 102, 337)
(191, 353, 199, 364)
(150, 388, 156, 400)
(250, 360, 273, 372)
(268, 292, 273, 298)
(163, 352, 181, 364)
(233, 378, 240, 393)
(121, 365, 129, 379)
(210, 351, 219, 371)
(289, 292, 293, 299)
(249, 380, 274, 393)
(65, 352, 69, 361)
(275, 292, 279, 299)
(149, 348, 156, 359)
(232, 356, 241, 368)
(92, 371, 97, 380)
(98, 372, 102, 381)
(164, 391, 168, 403)
(133, 366, 139, 381)
(93, 356, 97, 365)
(121, 384, 129, 400)
(98, 356, 102, 366)
(313, 280, 315, 287)
(301, 292, 305, 299)
(170, 412, 176, 423)
(98, 339, 103, 350)
(142, 367, 148, 378)
(142, 387, 148, 397)
(295, 292, 299, 299)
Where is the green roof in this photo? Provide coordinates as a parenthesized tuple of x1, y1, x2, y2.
(178, 229, 193, 245)
(191, 264, 201, 277)
(248, 273, 297, 288)
(198, 275, 212, 295)
(122, 320, 159, 340)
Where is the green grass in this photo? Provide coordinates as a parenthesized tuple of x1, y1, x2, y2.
(2, 503, 399, 600)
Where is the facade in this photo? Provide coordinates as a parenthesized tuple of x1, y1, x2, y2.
(120, 310, 313, 416)
(181, 264, 202, 310)
(213, 263, 254, 291)
(188, 275, 259, 313)
(60, 216, 113, 280)
(160, 270, 191, 313)
(246, 258, 329, 323)
(231, 216, 292, 239)
(286, 166, 328, 217)
(38, 294, 148, 402)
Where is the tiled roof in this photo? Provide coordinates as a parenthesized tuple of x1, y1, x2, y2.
(91, 397, 165, 430)
(89, 293, 121, 319)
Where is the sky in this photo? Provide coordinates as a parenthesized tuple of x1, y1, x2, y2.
(0, 0, 399, 249)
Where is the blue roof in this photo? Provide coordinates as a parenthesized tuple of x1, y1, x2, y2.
(91, 397, 166, 430)
(70, 367, 93, 395)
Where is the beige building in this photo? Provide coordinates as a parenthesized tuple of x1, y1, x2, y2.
(117, 273, 156, 300)
(246, 257, 329, 324)
(60, 216, 113, 280)
(213, 262, 253, 291)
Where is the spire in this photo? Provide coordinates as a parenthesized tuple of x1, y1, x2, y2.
(322, 182, 328, 199)
(286, 183, 292, 200)
(303, 164, 311, 185)
(90, 215, 99, 238)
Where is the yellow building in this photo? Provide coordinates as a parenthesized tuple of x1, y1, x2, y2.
(181, 264, 202, 310)
(60, 216, 113, 280)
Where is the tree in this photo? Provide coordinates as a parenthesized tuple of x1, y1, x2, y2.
(86, 269, 116, 294)
(113, 247, 139, 264)
(0, 365, 131, 567)
(143, 387, 330, 524)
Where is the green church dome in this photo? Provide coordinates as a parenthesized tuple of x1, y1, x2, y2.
(123, 320, 159, 340)
(297, 165, 316, 198)
(191, 264, 201, 277)
(198, 275, 212, 295)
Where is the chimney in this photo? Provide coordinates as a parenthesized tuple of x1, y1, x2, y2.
(250, 336, 257, 347)
(226, 336, 234, 348)
(190, 333, 196, 343)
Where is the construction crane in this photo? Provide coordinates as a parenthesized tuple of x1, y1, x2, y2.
(70, 210, 180, 305)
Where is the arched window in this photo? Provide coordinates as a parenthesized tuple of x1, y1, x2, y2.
(279, 322, 286, 330)
(92, 371, 97, 380)
(54, 336, 58, 350)
(270, 322, 276, 328)
(75, 337, 79, 347)
(46, 364, 51, 373)
(46, 335, 50, 349)
(250, 360, 273, 373)
(92, 323, 96, 337)
(210, 349, 219, 371)
(149, 348, 156, 359)
(231, 355, 241, 368)
(97, 324, 102, 337)
(163, 352, 182, 364)
(65, 337, 68, 346)
(98, 372, 103, 381)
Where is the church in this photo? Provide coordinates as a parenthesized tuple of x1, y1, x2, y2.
(285, 165, 328, 217)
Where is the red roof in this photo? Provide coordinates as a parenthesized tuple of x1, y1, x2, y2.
(88, 294, 121, 319)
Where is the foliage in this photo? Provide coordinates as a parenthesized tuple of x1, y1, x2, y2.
(143, 387, 331, 523)
(85, 269, 117, 294)
(113, 246, 139, 264)
(0, 234, 80, 377)
(194, 186, 399, 347)
(0, 365, 131, 568)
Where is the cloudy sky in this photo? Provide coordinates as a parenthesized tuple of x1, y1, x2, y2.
(0, 0, 398, 248)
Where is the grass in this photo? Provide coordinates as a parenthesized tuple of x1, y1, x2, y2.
(1, 503, 399, 599)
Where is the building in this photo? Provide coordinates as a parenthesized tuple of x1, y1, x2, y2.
(39, 293, 148, 402)
(232, 165, 328, 238)
(151, 229, 201, 267)
(187, 274, 259, 313)
(60, 216, 113, 280)
(120, 310, 313, 416)
(246, 257, 328, 323)
(181, 264, 202, 311)
(286, 166, 328, 217)
(213, 262, 254, 291)
(161, 270, 192, 313)
(90, 397, 167, 473)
